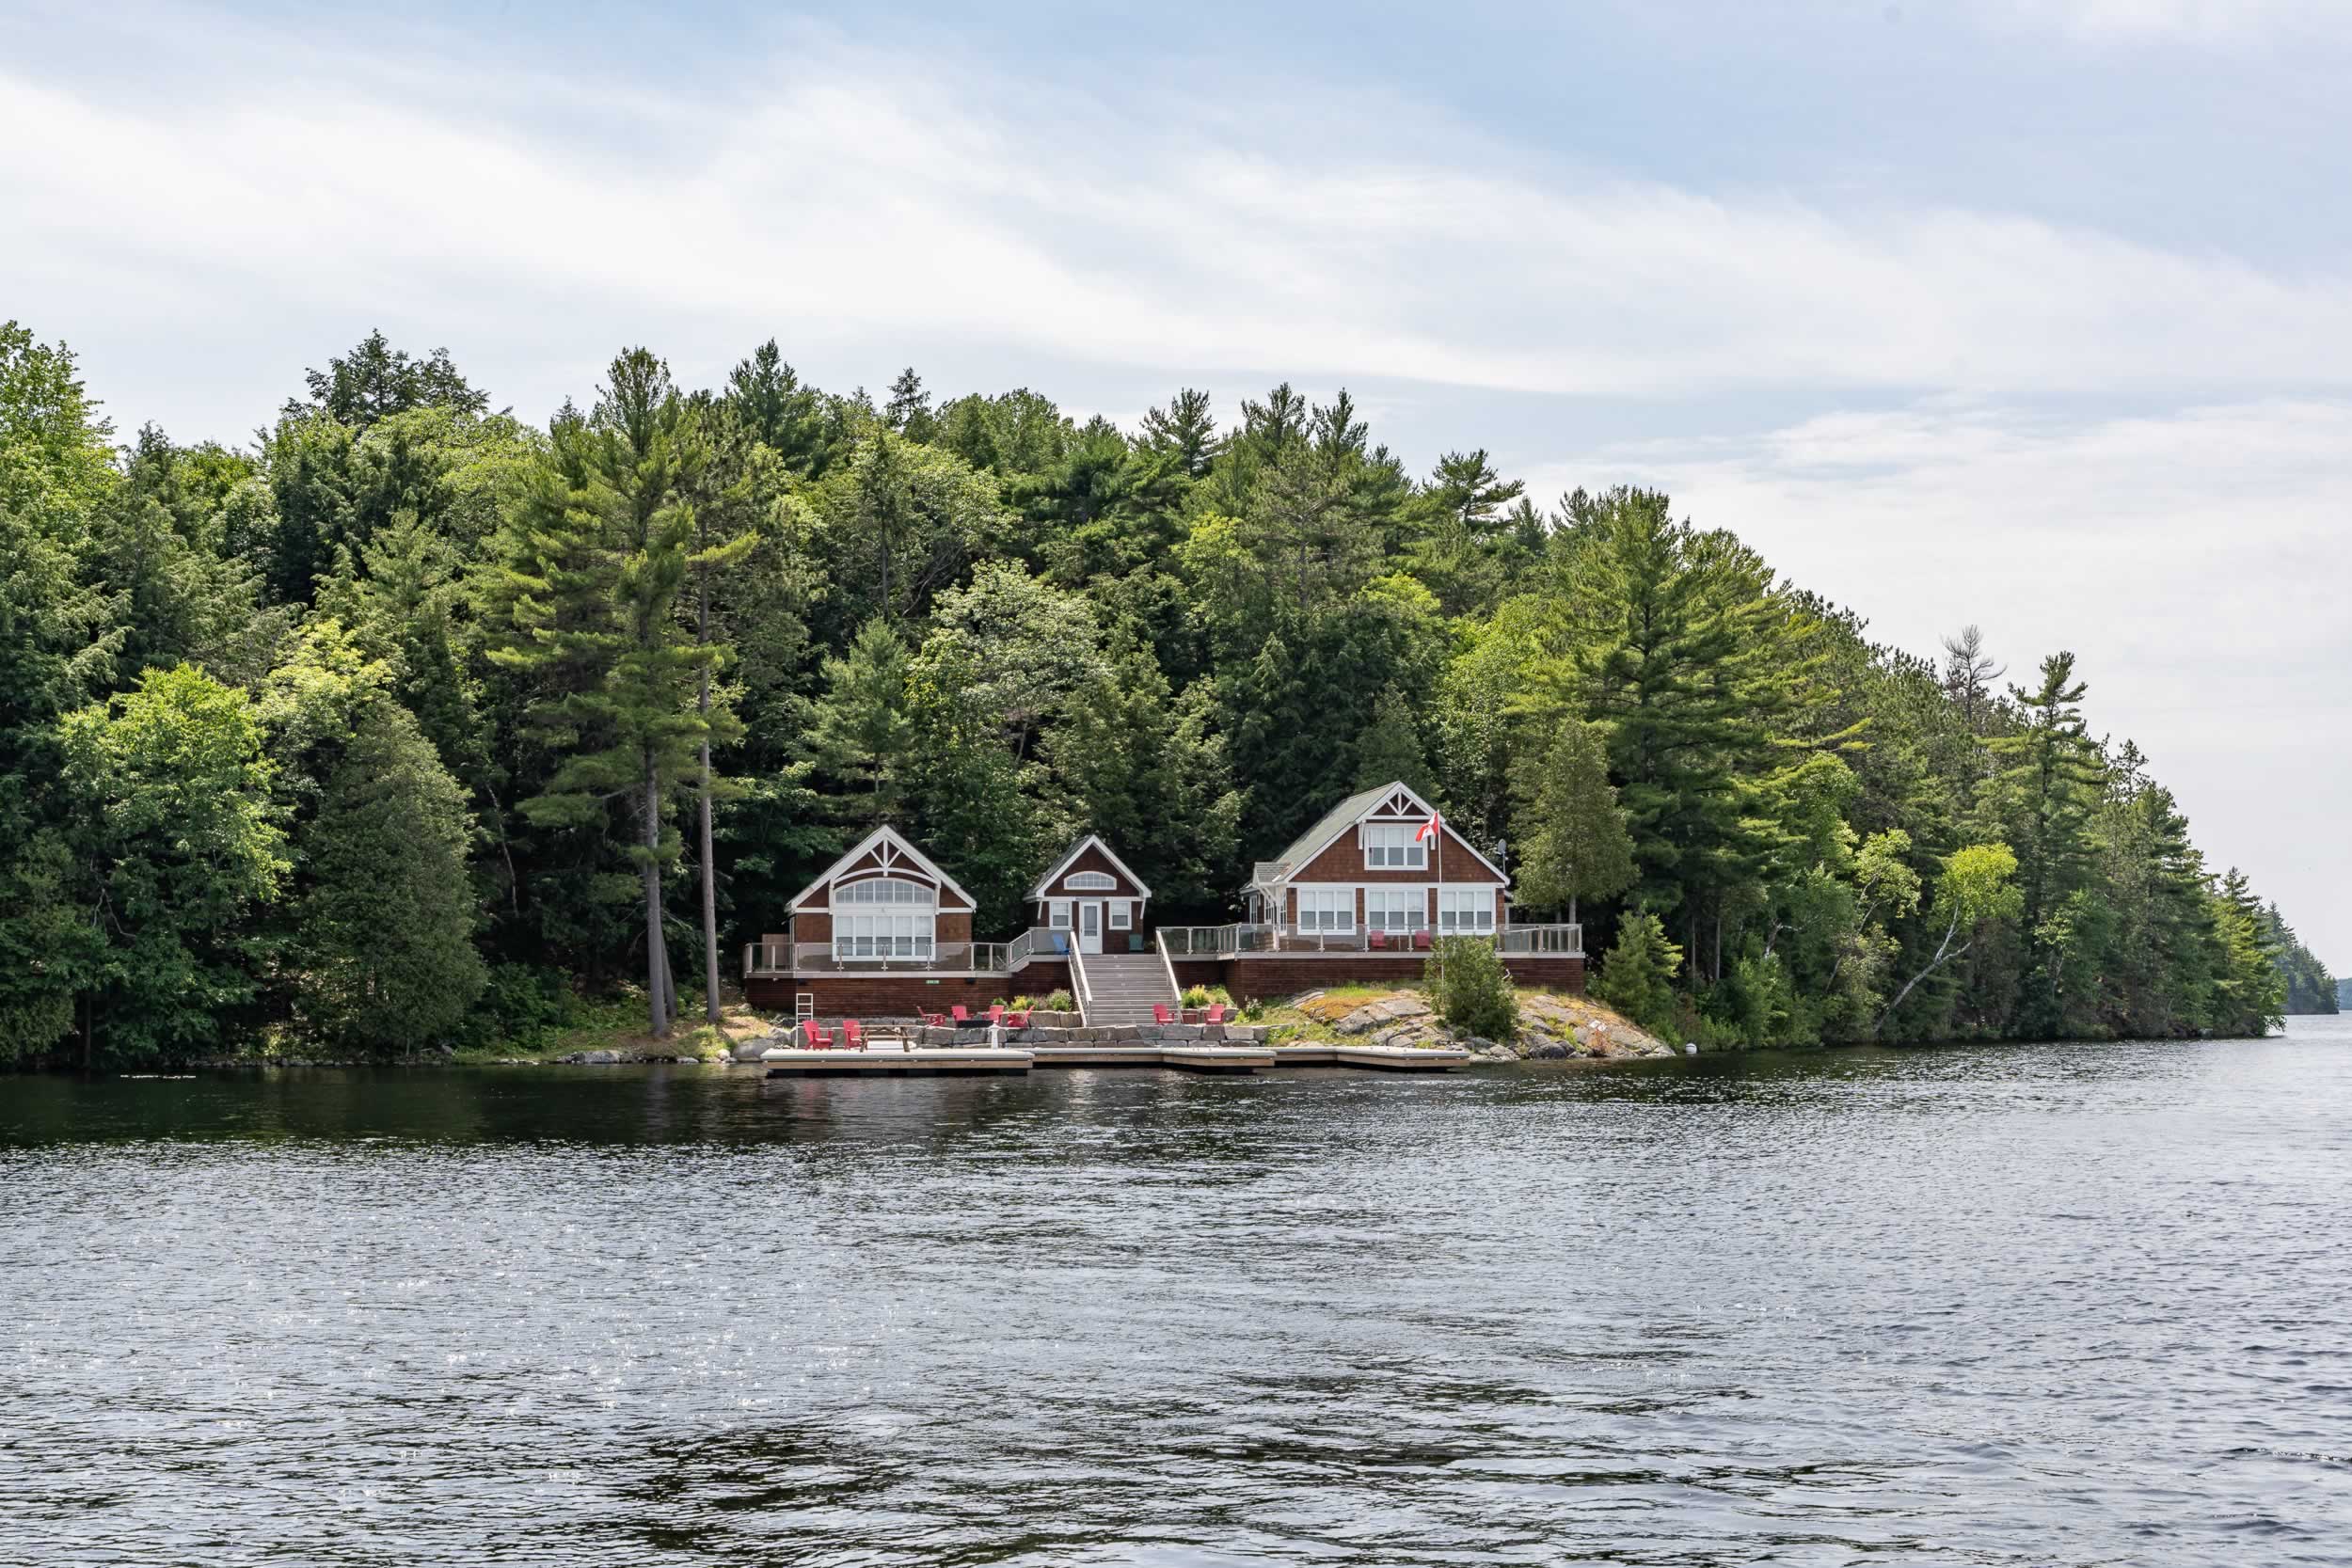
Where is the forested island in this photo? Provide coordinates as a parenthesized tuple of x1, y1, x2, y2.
(0, 320, 2332, 1068)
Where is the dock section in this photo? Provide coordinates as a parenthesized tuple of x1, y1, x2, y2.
(762, 1047, 1034, 1077)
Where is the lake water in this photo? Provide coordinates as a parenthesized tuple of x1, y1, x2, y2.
(4, 1016, 2349, 1566)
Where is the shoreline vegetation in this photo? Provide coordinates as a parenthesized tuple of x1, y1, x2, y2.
(1, 323, 2335, 1073)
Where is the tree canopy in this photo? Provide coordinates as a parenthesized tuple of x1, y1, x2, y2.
(0, 320, 2313, 1063)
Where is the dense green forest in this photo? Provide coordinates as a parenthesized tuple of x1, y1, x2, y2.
(2266, 908, 2341, 1014)
(0, 320, 2320, 1065)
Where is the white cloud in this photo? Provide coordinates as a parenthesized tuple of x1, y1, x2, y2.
(4, 8, 2345, 956)
(1979, 0, 2352, 43)
(1521, 398, 2352, 959)
(7, 22, 2352, 432)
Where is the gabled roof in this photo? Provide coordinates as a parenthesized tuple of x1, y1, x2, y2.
(1026, 833, 1153, 901)
(787, 825, 977, 911)
(1251, 780, 1509, 886)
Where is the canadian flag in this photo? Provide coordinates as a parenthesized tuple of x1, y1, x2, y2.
(1415, 810, 1441, 845)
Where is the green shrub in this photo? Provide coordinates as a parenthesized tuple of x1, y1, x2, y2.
(1424, 937, 1517, 1041)
(461, 963, 580, 1051)
(1591, 913, 1683, 1040)
(1041, 989, 1073, 1011)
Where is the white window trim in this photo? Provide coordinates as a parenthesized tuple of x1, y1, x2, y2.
(1048, 899, 1073, 929)
(1292, 884, 1356, 934)
(1438, 887, 1497, 934)
(1364, 885, 1429, 933)
(1361, 822, 1428, 871)
(834, 911, 935, 960)
(1108, 900, 1133, 929)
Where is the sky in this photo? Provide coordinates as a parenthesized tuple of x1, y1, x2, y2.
(5, 0, 2347, 963)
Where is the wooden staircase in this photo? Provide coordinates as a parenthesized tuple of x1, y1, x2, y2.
(1079, 951, 1181, 1028)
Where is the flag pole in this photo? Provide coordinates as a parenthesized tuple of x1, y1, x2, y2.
(1434, 809, 1445, 990)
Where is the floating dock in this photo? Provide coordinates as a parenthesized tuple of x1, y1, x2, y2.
(762, 1047, 1034, 1077)
(1265, 1044, 1471, 1071)
(1027, 1044, 1275, 1072)
(758, 1041, 1464, 1076)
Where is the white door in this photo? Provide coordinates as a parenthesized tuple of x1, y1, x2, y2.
(1079, 900, 1103, 955)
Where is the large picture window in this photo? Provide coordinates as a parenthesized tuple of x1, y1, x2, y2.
(834, 912, 933, 960)
(1363, 822, 1427, 870)
(1295, 888, 1353, 932)
(1365, 887, 1423, 933)
(1438, 888, 1495, 934)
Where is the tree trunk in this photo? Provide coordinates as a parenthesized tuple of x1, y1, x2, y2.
(698, 555, 723, 1023)
(699, 733, 721, 1024)
(643, 760, 668, 1038)
(1877, 910, 1966, 1037)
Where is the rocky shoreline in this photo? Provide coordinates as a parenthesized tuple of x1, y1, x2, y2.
(1291, 990, 1679, 1063)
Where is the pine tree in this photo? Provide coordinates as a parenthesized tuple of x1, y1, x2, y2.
(486, 350, 722, 1037)
(1512, 720, 1635, 927)
(809, 616, 915, 819)
(1351, 683, 1433, 797)
(884, 367, 934, 441)
(1986, 652, 2108, 1036)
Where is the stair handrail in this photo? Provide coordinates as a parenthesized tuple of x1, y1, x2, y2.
(1069, 938, 1091, 1019)
(1154, 928, 1182, 1007)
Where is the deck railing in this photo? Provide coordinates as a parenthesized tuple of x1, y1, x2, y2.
(1152, 922, 1584, 959)
(744, 922, 1582, 978)
(741, 927, 1079, 978)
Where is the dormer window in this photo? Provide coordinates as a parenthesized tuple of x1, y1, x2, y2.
(1363, 823, 1426, 870)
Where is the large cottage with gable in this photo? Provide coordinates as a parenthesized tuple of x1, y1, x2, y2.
(742, 783, 1582, 1022)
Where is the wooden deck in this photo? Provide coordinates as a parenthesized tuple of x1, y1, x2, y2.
(757, 1042, 1461, 1076)
(1265, 1044, 1471, 1071)
(761, 1047, 1033, 1077)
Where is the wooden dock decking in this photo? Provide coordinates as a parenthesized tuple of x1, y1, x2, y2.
(762, 1047, 1034, 1077)
(759, 1041, 1464, 1076)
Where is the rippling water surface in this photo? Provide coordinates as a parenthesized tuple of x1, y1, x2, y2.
(5, 1017, 2349, 1565)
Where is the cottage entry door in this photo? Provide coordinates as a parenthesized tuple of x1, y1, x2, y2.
(1078, 901, 1103, 955)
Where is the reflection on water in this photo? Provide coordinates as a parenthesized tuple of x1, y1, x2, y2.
(4, 1017, 2349, 1565)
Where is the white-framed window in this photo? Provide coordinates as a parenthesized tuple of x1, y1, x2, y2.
(1295, 887, 1353, 932)
(1438, 888, 1496, 934)
(1365, 887, 1424, 933)
(835, 912, 933, 959)
(835, 877, 933, 906)
(1108, 901, 1133, 929)
(1049, 899, 1073, 929)
(1066, 870, 1116, 891)
(1363, 822, 1427, 870)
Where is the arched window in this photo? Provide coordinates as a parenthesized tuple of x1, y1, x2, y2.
(1065, 871, 1116, 891)
(835, 877, 935, 906)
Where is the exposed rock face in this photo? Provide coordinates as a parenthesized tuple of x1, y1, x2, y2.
(1515, 993, 1673, 1060)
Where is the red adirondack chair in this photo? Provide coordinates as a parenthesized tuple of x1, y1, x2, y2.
(1368, 929, 1388, 950)
(951, 1004, 974, 1026)
(921, 1008, 947, 1027)
(1003, 1009, 1031, 1029)
(984, 1004, 1005, 1026)
(841, 1019, 867, 1052)
(1414, 929, 1434, 950)
(1203, 1004, 1227, 1025)
(1152, 1003, 1175, 1026)
(801, 1018, 832, 1050)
